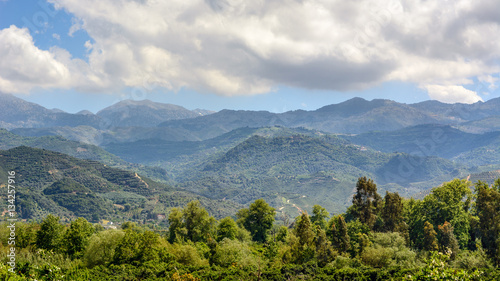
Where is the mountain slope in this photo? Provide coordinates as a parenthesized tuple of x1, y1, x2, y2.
(0, 146, 241, 221)
(157, 97, 500, 138)
(174, 134, 464, 215)
(97, 99, 213, 127)
(0, 128, 170, 182)
(0, 93, 103, 129)
(344, 124, 500, 160)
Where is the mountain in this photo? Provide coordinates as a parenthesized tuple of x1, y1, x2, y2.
(0, 128, 171, 182)
(0, 93, 104, 129)
(96, 99, 213, 128)
(0, 94, 214, 131)
(456, 116, 500, 133)
(409, 97, 500, 122)
(158, 97, 500, 138)
(172, 134, 464, 215)
(4, 95, 500, 143)
(344, 124, 500, 161)
(0, 146, 241, 221)
(11, 125, 200, 146)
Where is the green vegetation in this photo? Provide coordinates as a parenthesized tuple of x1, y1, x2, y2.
(0, 146, 241, 222)
(2, 178, 500, 280)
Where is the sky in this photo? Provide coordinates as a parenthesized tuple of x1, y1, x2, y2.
(0, 0, 499, 113)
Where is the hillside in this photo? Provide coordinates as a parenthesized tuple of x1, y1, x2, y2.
(0, 146, 241, 221)
(173, 134, 464, 215)
(0, 128, 170, 182)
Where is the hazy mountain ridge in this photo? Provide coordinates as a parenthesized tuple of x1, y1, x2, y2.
(344, 124, 500, 161)
(4, 94, 500, 144)
(158, 96, 500, 137)
(96, 99, 213, 127)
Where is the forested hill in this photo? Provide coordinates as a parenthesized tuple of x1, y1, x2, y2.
(174, 134, 464, 214)
(0, 146, 241, 221)
(0, 128, 170, 182)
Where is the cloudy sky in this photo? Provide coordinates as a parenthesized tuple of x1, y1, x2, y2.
(0, 0, 499, 113)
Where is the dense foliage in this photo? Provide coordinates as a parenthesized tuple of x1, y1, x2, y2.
(2, 178, 500, 280)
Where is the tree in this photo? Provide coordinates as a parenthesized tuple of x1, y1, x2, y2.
(64, 217, 95, 258)
(113, 230, 161, 265)
(381, 191, 404, 232)
(295, 212, 314, 247)
(36, 214, 65, 252)
(475, 180, 500, 265)
(438, 221, 459, 259)
(168, 207, 186, 243)
(327, 215, 350, 253)
(352, 177, 382, 229)
(313, 225, 336, 266)
(183, 201, 213, 242)
(311, 205, 329, 230)
(237, 199, 275, 242)
(423, 179, 472, 248)
(84, 229, 125, 267)
(217, 217, 238, 242)
(291, 212, 315, 263)
(423, 221, 438, 252)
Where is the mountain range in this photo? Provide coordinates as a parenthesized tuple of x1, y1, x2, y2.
(1, 92, 499, 220)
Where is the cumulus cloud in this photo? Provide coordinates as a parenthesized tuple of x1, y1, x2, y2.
(1, 0, 499, 103)
(424, 85, 483, 104)
(0, 25, 113, 93)
(0, 26, 70, 93)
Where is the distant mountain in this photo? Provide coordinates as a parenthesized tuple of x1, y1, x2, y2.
(0, 93, 104, 129)
(0, 94, 214, 130)
(409, 97, 500, 122)
(0, 146, 241, 221)
(158, 97, 500, 138)
(96, 99, 213, 128)
(3, 94, 500, 140)
(344, 124, 500, 160)
(456, 116, 500, 133)
(467, 170, 500, 186)
(11, 125, 199, 145)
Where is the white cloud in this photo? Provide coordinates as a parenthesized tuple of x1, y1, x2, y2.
(0, 25, 112, 93)
(424, 85, 483, 104)
(52, 33, 60, 40)
(0, 26, 70, 93)
(1, 0, 499, 101)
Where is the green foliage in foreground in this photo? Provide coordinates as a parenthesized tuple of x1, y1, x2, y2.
(1, 178, 500, 280)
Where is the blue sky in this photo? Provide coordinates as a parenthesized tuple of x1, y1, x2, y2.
(1, 0, 499, 113)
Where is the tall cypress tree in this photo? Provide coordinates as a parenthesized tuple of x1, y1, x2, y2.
(423, 221, 439, 252)
(381, 191, 404, 232)
(352, 177, 382, 229)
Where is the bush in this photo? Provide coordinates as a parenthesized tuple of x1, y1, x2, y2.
(169, 243, 208, 266)
(212, 238, 260, 268)
(84, 229, 125, 267)
(361, 232, 419, 268)
(452, 249, 493, 270)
